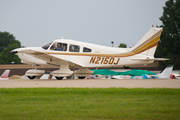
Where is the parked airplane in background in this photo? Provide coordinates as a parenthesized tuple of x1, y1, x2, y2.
(0, 70, 10, 80)
(151, 65, 174, 79)
(131, 65, 173, 79)
(11, 27, 169, 80)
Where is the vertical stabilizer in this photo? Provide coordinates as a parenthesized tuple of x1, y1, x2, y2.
(0, 70, 10, 79)
(158, 65, 173, 79)
(130, 28, 163, 56)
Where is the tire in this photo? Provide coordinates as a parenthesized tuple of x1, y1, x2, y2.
(55, 77, 63, 80)
(28, 76, 36, 79)
(78, 76, 86, 79)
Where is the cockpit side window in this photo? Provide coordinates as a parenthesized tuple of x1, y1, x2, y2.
(69, 44, 80, 52)
(83, 47, 92, 52)
(42, 42, 52, 50)
(50, 42, 67, 51)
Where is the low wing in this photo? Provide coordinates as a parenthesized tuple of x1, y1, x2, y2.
(131, 58, 169, 61)
(18, 49, 83, 67)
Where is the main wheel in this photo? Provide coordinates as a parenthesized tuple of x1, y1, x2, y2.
(55, 77, 63, 80)
(28, 76, 36, 79)
(78, 76, 86, 79)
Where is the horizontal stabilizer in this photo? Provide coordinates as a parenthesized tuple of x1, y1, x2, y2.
(131, 58, 169, 61)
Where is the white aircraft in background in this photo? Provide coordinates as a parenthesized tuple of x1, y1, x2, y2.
(0, 70, 10, 80)
(131, 65, 173, 79)
(152, 65, 174, 79)
(11, 27, 169, 80)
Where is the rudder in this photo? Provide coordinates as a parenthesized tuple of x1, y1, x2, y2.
(130, 27, 163, 56)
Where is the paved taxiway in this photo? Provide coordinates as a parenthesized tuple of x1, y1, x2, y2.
(0, 79, 180, 88)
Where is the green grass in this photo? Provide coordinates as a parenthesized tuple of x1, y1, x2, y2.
(0, 88, 180, 120)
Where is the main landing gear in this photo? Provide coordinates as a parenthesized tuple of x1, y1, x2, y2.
(55, 77, 64, 80)
(74, 67, 94, 79)
(51, 64, 73, 80)
(52, 67, 94, 80)
(25, 63, 94, 80)
(27, 76, 36, 79)
(78, 76, 86, 79)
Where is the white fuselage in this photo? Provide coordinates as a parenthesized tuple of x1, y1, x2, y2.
(13, 39, 154, 68)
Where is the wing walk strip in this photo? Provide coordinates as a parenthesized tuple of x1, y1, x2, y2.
(45, 35, 161, 58)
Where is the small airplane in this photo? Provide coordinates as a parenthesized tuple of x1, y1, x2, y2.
(148, 65, 174, 79)
(131, 65, 174, 79)
(10, 27, 169, 80)
(0, 70, 10, 80)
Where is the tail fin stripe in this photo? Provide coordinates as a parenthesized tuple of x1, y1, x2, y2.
(132, 35, 160, 53)
(133, 41, 159, 55)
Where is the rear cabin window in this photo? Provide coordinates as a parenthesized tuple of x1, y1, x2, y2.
(69, 44, 80, 52)
(50, 42, 67, 51)
(83, 47, 91, 52)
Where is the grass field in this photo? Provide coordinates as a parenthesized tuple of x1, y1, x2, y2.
(0, 88, 180, 120)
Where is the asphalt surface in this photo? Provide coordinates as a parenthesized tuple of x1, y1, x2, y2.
(0, 79, 180, 88)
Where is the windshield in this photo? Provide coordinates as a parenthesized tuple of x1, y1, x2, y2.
(42, 42, 52, 50)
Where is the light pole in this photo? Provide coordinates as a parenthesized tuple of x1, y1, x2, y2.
(111, 41, 114, 47)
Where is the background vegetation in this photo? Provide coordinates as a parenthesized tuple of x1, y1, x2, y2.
(118, 43, 127, 48)
(0, 31, 21, 64)
(155, 0, 180, 69)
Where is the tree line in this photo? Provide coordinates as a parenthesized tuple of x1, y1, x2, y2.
(155, 0, 180, 69)
(0, 32, 21, 64)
